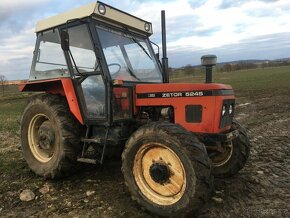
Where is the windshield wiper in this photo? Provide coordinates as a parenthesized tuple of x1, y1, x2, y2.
(122, 26, 152, 60)
(131, 37, 152, 60)
(127, 66, 140, 81)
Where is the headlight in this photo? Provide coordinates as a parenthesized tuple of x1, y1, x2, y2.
(229, 104, 233, 114)
(98, 4, 106, 15)
(222, 105, 226, 116)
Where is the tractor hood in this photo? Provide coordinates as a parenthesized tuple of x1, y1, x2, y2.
(135, 83, 235, 134)
(135, 83, 234, 99)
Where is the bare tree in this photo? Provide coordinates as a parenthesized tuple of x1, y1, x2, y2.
(0, 75, 7, 96)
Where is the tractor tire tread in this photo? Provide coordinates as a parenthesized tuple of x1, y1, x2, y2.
(122, 121, 213, 217)
(21, 93, 83, 179)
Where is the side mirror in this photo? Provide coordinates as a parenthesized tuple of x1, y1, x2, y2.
(60, 31, 70, 51)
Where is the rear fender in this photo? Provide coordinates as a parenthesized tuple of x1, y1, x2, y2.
(19, 78, 83, 124)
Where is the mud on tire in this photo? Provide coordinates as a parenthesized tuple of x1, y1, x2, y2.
(21, 94, 83, 178)
(121, 122, 212, 217)
(211, 120, 251, 178)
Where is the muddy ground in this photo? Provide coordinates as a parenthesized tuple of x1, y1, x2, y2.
(0, 89, 289, 218)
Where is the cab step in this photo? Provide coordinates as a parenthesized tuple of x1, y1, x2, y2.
(81, 138, 102, 144)
(77, 158, 97, 164)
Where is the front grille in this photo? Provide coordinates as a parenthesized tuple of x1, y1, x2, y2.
(219, 99, 235, 128)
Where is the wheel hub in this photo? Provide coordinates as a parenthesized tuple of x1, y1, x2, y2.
(149, 162, 170, 184)
(37, 121, 55, 150)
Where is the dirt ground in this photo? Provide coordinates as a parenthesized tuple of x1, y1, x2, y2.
(0, 89, 289, 218)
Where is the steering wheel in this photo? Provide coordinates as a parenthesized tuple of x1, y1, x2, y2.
(108, 63, 121, 77)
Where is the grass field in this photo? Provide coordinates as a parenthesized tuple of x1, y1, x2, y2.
(172, 65, 290, 96)
(0, 98, 27, 134)
(0, 85, 34, 134)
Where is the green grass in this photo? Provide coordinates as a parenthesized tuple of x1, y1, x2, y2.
(0, 85, 34, 135)
(0, 98, 28, 135)
(0, 85, 32, 100)
(171, 66, 290, 94)
(0, 98, 27, 135)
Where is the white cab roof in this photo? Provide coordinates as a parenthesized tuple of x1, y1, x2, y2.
(36, 1, 153, 35)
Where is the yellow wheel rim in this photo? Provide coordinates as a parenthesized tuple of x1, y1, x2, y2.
(134, 143, 186, 206)
(211, 142, 233, 167)
(28, 114, 56, 163)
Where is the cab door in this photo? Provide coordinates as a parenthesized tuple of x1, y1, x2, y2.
(64, 23, 108, 124)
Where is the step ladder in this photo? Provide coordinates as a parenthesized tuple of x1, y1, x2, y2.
(77, 126, 110, 165)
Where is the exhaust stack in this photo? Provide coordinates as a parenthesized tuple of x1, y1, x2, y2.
(201, 55, 217, 83)
(161, 10, 169, 83)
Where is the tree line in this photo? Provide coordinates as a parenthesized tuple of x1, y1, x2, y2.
(169, 60, 290, 76)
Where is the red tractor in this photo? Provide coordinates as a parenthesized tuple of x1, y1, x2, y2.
(19, 2, 250, 216)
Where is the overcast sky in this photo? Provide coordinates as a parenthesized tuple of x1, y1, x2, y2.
(0, 0, 289, 80)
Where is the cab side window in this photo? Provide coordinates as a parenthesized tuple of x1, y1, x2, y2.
(81, 75, 106, 119)
(68, 25, 96, 73)
(31, 29, 68, 80)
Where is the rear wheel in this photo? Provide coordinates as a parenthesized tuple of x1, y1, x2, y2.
(122, 122, 212, 217)
(21, 94, 83, 178)
(210, 120, 250, 178)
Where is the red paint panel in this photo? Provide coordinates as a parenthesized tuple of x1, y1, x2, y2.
(113, 87, 130, 111)
(19, 78, 83, 124)
(61, 79, 83, 124)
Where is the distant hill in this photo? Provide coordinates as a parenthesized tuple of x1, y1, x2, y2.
(217, 59, 268, 65)
(218, 57, 290, 66)
(173, 57, 290, 70)
(170, 57, 290, 74)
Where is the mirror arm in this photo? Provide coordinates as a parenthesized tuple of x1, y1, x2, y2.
(150, 41, 160, 60)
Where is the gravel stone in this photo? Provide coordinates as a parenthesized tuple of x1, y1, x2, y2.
(19, 189, 35, 202)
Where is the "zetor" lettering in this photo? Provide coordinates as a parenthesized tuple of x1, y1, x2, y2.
(162, 92, 183, 98)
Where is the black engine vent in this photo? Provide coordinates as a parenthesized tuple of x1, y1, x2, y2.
(185, 105, 202, 123)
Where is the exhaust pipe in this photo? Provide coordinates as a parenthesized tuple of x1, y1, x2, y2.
(161, 10, 169, 83)
(201, 55, 217, 83)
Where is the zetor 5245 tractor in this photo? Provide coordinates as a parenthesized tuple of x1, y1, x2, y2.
(19, 2, 250, 216)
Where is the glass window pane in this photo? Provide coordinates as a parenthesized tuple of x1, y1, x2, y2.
(125, 42, 159, 80)
(96, 26, 162, 82)
(81, 75, 106, 118)
(34, 30, 68, 75)
(68, 25, 96, 73)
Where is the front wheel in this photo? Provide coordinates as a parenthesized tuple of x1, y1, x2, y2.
(210, 120, 251, 178)
(122, 122, 212, 217)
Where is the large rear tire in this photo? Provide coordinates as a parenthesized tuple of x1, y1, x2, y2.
(122, 122, 212, 217)
(20, 94, 83, 178)
(211, 120, 250, 178)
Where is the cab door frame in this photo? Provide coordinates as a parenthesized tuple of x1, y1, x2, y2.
(60, 18, 113, 126)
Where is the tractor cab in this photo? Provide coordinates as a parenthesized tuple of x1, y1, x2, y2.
(22, 1, 163, 125)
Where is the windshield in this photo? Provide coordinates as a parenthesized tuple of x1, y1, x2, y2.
(96, 26, 162, 82)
